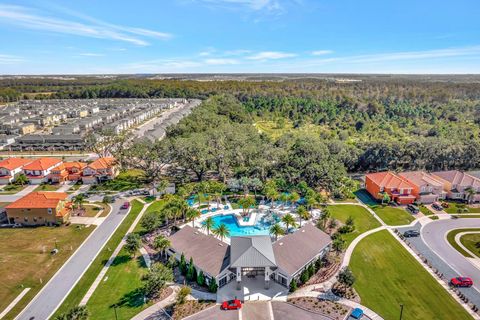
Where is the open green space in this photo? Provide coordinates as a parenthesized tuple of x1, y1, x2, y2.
(460, 233, 480, 258)
(79, 204, 108, 218)
(372, 205, 415, 226)
(328, 204, 381, 246)
(0, 184, 27, 194)
(90, 169, 146, 192)
(350, 230, 472, 320)
(53, 199, 144, 318)
(34, 184, 62, 192)
(0, 224, 95, 319)
(446, 228, 480, 258)
(86, 247, 150, 320)
(444, 202, 480, 214)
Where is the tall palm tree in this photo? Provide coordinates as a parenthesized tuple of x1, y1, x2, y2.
(321, 207, 331, 229)
(153, 235, 171, 258)
(269, 223, 284, 241)
(281, 213, 297, 233)
(297, 205, 310, 227)
(161, 208, 174, 227)
(289, 192, 300, 207)
(186, 208, 201, 227)
(465, 187, 476, 204)
(202, 216, 215, 235)
(213, 223, 230, 242)
(73, 194, 85, 210)
(279, 193, 289, 209)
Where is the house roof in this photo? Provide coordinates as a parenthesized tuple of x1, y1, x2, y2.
(230, 236, 276, 268)
(22, 158, 62, 171)
(0, 158, 32, 170)
(366, 171, 413, 189)
(273, 223, 331, 276)
(168, 225, 230, 277)
(63, 161, 87, 170)
(6, 191, 68, 209)
(431, 170, 480, 188)
(87, 157, 116, 170)
(398, 171, 443, 188)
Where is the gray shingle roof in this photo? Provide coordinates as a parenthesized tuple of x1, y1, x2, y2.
(230, 236, 276, 268)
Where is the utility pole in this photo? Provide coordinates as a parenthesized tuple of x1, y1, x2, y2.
(399, 304, 404, 320)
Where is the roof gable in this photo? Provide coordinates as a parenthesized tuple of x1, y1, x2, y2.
(6, 191, 68, 209)
(22, 158, 62, 171)
(230, 236, 276, 268)
(0, 158, 33, 170)
(87, 157, 116, 170)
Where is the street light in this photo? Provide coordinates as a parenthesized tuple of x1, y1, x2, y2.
(114, 306, 118, 320)
(399, 304, 404, 320)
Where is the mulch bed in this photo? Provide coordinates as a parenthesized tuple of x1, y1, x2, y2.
(288, 297, 350, 320)
(328, 282, 360, 303)
(170, 300, 215, 320)
(304, 255, 341, 286)
(157, 286, 173, 302)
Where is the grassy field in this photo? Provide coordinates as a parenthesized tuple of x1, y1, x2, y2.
(0, 184, 27, 194)
(79, 204, 106, 218)
(446, 228, 480, 258)
(90, 169, 146, 192)
(53, 200, 144, 318)
(0, 225, 95, 319)
(372, 206, 415, 226)
(350, 230, 472, 320)
(328, 204, 381, 246)
(460, 233, 480, 258)
(34, 184, 62, 192)
(86, 247, 151, 319)
(444, 202, 480, 214)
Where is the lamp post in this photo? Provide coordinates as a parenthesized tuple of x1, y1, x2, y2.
(399, 304, 404, 320)
(114, 306, 118, 320)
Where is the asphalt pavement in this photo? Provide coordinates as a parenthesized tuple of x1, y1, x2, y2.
(15, 199, 130, 320)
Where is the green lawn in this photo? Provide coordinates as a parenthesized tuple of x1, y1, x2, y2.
(444, 202, 480, 214)
(34, 184, 62, 192)
(86, 248, 151, 320)
(53, 200, 144, 318)
(144, 199, 166, 215)
(419, 204, 434, 216)
(446, 228, 480, 258)
(0, 225, 95, 319)
(460, 233, 480, 258)
(328, 205, 381, 246)
(372, 206, 415, 226)
(0, 184, 27, 194)
(350, 230, 472, 320)
(451, 215, 480, 219)
(90, 169, 146, 192)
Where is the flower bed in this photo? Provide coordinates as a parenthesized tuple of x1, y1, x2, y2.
(171, 300, 215, 319)
(287, 297, 350, 320)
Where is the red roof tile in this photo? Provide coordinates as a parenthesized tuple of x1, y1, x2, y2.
(22, 158, 62, 171)
(0, 158, 33, 170)
(6, 191, 68, 209)
(366, 171, 413, 189)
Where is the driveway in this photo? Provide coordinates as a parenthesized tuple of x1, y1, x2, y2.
(242, 302, 271, 320)
(187, 305, 238, 320)
(16, 199, 131, 320)
(271, 302, 332, 320)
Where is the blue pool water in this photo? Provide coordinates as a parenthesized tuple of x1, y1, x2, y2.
(209, 214, 272, 237)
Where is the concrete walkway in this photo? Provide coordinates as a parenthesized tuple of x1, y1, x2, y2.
(131, 286, 178, 320)
(0, 288, 30, 319)
(0, 184, 36, 202)
(79, 201, 152, 306)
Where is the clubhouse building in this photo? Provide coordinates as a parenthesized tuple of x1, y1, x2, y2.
(167, 223, 331, 291)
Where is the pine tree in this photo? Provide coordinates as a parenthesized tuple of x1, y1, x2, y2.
(208, 278, 218, 293)
(289, 279, 297, 292)
(197, 270, 205, 286)
(180, 253, 187, 275)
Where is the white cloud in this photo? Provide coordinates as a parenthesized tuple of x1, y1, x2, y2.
(0, 54, 23, 64)
(79, 53, 105, 57)
(0, 4, 172, 46)
(204, 58, 239, 65)
(247, 51, 296, 60)
(311, 50, 333, 56)
(192, 0, 287, 13)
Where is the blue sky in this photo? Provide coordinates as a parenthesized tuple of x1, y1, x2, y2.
(0, 0, 479, 74)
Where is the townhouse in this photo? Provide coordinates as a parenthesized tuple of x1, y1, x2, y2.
(365, 171, 416, 204)
(82, 157, 118, 184)
(22, 157, 63, 184)
(398, 171, 446, 204)
(0, 157, 32, 184)
(431, 170, 480, 203)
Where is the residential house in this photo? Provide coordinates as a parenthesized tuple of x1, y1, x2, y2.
(365, 171, 416, 204)
(398, 171, 446, 204)
(64, 161, 87, 181)
(82, 157, 118, 184)
(431, 170, 480, 202)
(5, 191, 72, 226)
(48, 164, 68, 184)
(0, 158, 32, 184)
(22, 157, 63, 184)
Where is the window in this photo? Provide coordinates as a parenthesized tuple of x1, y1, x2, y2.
(24, 217, 28, 222)
(47, 208, 52, 214)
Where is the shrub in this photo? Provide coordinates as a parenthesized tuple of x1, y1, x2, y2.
(208, 278, 218, 293)
(180, 253, 187, 275)
(289, 279, 298, 292)
(300, 270, 309, 283)
(307, 264, 315, 277)
(338, 267, 355, 287)
(176, 286, 191, 305)
(197, 270, 205, 286)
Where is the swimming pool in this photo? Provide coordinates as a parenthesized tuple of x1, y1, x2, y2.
(209, 214, 272, 237)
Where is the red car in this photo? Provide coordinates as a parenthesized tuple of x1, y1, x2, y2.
(221, 299, 242, 310)
(121, 202, 130, 209)
(450, 277, 473, 287)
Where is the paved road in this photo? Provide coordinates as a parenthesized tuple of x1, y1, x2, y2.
(16, 200, 131, 320)
(271, 302, 332, 320)
(0, 185, 37, 202)
(188, 305, 238, 320)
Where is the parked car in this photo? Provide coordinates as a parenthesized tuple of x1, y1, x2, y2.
(432, 202, 443, 211)
(403, 230, 420, 238)
(406, 204, 419, 214)
(121, 202, 130, 209)
(450, 277, 473, 287)
(350, 308, 364, 319)
(221, 299, 242, 310)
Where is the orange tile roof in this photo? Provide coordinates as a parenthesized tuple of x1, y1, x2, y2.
(63, 161, 87, 170)
(366, 171, 413, 189)
(6, 191, 68, 209)
(22, 158, 62, 171)
(88, 157, 116, 170)
(0, 158, 33, 170)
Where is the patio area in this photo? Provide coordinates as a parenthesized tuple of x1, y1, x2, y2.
(216, 277, 288, 303)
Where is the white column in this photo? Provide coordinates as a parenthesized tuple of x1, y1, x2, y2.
(264, 267, 270, 289)
(236, 267, 242, 290)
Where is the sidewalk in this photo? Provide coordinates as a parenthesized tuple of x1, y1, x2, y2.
(130, 286, 179, 320)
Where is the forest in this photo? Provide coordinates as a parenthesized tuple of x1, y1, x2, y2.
(2, 76, 480, 195)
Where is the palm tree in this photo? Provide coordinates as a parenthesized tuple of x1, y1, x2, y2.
(269, 223, 284, 241)
(465, 187, 476, 204)
(161, 208, 174, 227)
(297, 205, 310, 227)
(213, 223, 230, 242)
(289, 192, 300, 207)
(238, 196, 256, 216)
(15, 173, 28, 186)
(305, 189, 318, 214)
(281, 213, 297, 234)
(279, 193, 289, 209)
(321, 207, 331, 229)
(153, 235, 171, 258)
(73, 194, 85, 211)
(186, 208, 201, 227)
(202, 216, 215, 235)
